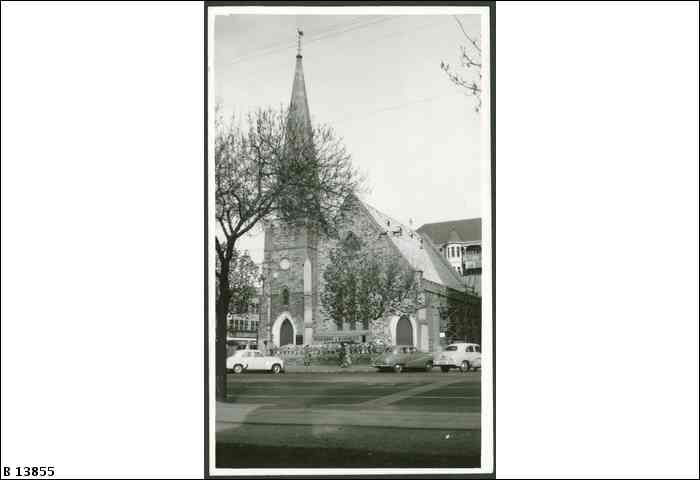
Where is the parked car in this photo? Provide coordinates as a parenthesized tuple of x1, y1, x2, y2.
(433, 343, 482, 372)
(371, 345, 434, 373)
(226, 349, 284, 374)
(225, 340, 257, 357)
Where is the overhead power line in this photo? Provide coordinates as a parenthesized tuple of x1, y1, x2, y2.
(219, 17, 449, 85)
(222, 16, 369, 66)
(333, 92, 462, 125)
(222, 16, 396, 68)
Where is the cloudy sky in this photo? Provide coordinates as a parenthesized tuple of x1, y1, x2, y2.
(212, 11, 485, 264)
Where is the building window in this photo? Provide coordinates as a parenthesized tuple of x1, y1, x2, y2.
(282, 287, 289, 306)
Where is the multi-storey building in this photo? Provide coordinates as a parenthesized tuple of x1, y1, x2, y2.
(417, 219, 482, 296)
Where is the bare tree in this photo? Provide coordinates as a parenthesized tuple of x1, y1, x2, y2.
(321, 234, 422, 332)
(440, 15, 482, 112)
(215, 105, 363, 401)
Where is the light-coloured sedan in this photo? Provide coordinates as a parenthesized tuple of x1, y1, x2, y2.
(433, 342, 482, 372)
(226, 349, 285, 374)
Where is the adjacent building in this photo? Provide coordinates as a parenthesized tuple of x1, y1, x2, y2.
(417, 219, 482, 296)
(226, 289, 261, 349)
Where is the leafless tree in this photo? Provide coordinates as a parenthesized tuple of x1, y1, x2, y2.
(215, 105, 363, 401)
(441, 16, 482, 112)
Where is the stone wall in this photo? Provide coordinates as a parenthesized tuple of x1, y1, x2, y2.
(263, 221, 317, 345)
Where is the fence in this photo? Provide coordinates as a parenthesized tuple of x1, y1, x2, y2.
(268, 342, 389, 366)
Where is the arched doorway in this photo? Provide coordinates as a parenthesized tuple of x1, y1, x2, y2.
(280, 318, 294, 346)
(396, 315, 413, 345)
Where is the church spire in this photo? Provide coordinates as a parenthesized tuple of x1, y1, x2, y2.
(289, 29, 312, 136)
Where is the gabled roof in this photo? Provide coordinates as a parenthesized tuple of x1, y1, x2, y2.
(417, 218, 482, 245)
(359, 200, 465, 292)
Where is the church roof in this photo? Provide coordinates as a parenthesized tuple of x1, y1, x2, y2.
(289, 53, 312, 136)
(416, 218, 482, 245)
(359, 201, 465, 292)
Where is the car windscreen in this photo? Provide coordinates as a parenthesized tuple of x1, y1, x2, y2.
(445, 346, 458, 351)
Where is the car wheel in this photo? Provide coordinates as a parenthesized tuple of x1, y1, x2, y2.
(393, 364, 403, 373)
(232, 364, 243, 374)
(425, 361, 433, 372)
(271, 364, 282, 374)
(440, 366, 450, 373)
(460, 361, 470, 373)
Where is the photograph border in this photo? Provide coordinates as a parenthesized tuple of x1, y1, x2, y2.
(204, 2, 496, 477)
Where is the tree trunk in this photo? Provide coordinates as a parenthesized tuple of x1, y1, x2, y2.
(215, 296, 228, 402)
(215, 243, 233, 402)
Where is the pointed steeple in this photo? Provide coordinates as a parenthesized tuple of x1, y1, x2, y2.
(289, 30, 312, 137)
(278, 33, 321, 224)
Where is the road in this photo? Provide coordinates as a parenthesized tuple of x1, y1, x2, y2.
(216, 370, 481, 468)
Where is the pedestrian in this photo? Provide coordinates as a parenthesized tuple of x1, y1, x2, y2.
(338, 342, 347, 368)
(303, 345, 312, 367)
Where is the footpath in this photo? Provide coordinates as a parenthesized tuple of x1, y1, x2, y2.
(284, 364, 375, 373)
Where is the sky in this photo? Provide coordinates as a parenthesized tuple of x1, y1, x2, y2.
(212, 13, 484, 265)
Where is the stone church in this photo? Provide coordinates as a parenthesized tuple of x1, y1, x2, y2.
(259, 49, 468, 352)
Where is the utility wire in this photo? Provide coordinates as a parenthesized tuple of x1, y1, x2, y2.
(222, 16, 395, 68)
(222, 16, 369, 65)
(333, 92, 462, 126)
(220, 17, 448, 85)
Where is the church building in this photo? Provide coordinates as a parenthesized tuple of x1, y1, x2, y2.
(259, 48, 468, 352)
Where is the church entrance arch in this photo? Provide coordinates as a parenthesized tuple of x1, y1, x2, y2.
(396, 315, 414, 346)
(272, 311, 298, 347)
(280, 319, 294, 346)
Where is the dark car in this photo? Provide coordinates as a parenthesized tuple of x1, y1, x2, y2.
(371, 345, 434, 373)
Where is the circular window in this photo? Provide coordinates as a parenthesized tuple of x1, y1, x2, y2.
(279, 258, 290, 270)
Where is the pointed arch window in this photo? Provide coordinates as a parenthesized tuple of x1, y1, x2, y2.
(282, 286, 290, 306)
